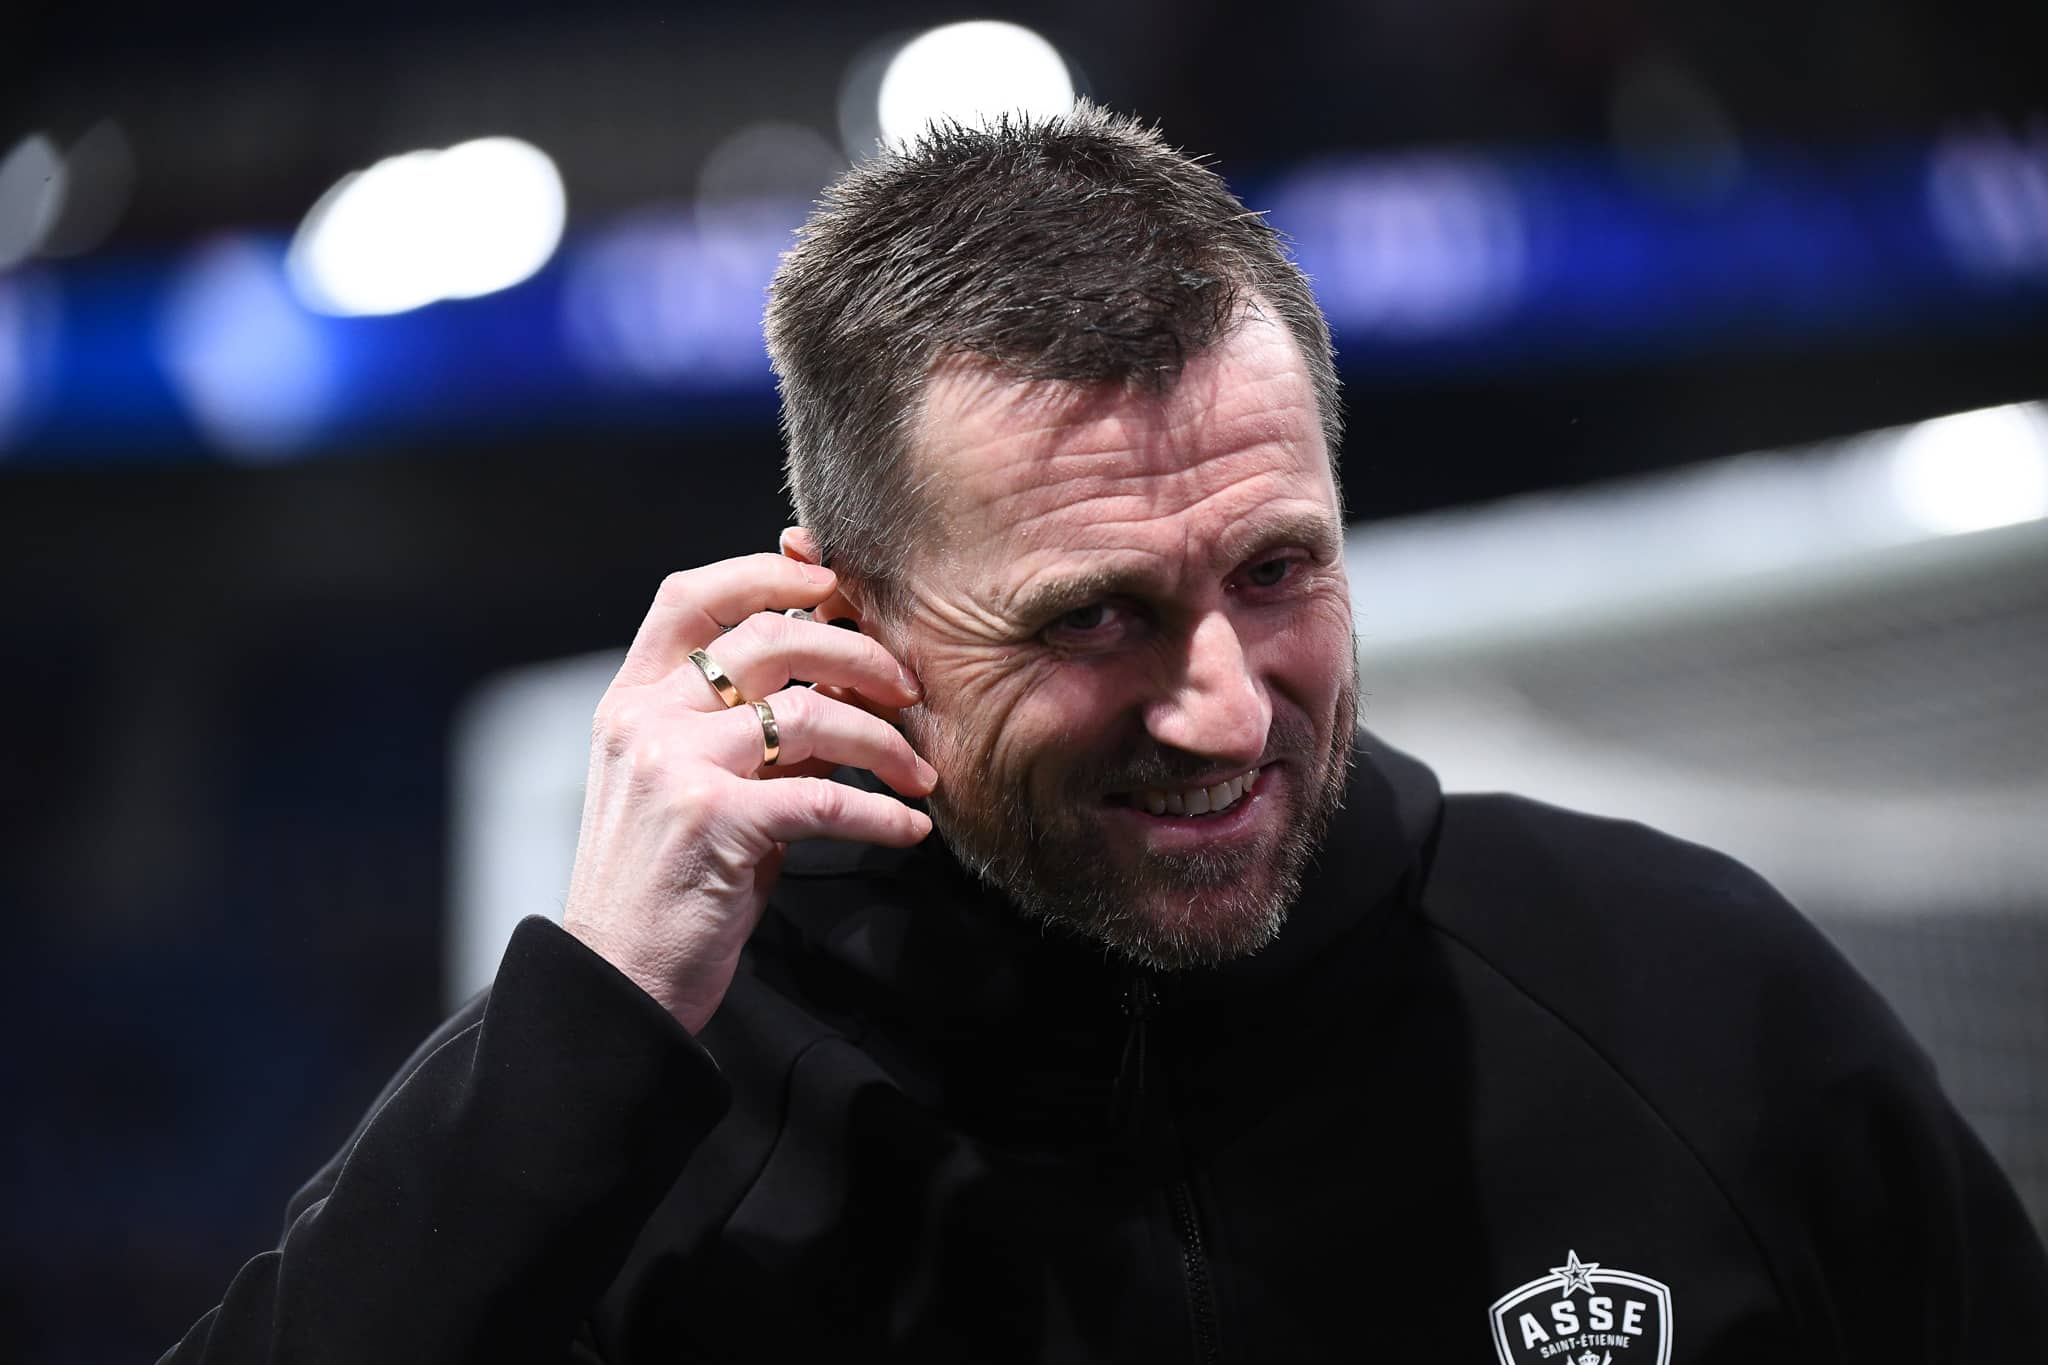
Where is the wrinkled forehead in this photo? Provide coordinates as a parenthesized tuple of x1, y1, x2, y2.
(905, 316, 1335, 560)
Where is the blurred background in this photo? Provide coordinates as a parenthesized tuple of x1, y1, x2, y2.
(3, 1, 2045, 1358)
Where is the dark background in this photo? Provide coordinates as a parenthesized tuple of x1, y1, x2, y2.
(3, 2, 2045, 1360)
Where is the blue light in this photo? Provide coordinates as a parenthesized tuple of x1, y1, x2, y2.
(0, 269, 60, 454)
(1927, 130, 2048, 280)
(157, 237, 335, 459)
(4, 135, 2044, 466)
(1268, 156, 1527, 338)
(562, 202, 794, 391)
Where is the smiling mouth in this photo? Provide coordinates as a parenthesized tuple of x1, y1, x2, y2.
(1103, 764, 1265, 818)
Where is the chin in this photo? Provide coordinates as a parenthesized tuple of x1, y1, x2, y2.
(1116, 890, 1292, 971)
(1027, 847, 1301, 971)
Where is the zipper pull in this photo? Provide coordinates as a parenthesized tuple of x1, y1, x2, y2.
(1109, 973, 1157, 1143)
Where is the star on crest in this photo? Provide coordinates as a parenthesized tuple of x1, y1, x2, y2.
(1551, 1249, 1600, 1295)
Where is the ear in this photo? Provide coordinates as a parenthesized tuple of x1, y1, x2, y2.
(779, 526, 864, 629)
(779, 528, 913, 722)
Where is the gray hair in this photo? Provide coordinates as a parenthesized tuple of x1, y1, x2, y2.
(763, 100, 1342, 615)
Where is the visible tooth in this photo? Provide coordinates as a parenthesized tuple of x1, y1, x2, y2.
(1142, 790, 1167, 816)
(1184, 787, 1211, 815)
(1164, 791, 1188, 816)
(1207, 781, 1232, 811)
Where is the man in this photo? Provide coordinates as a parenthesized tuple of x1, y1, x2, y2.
(168, 105, 2047, 1363)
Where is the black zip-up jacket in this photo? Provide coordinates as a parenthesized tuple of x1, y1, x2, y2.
(165, 740, 2048, 1363)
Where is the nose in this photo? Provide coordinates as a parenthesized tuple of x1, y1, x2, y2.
(1143, 611, 1271, 767)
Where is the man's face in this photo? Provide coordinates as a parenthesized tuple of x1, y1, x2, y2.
(877, 315, 1358, 970)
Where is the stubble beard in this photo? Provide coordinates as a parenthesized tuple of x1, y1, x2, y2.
(911, 667, 1360, 971)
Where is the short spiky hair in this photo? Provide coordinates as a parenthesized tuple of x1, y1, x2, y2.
(764, 101, 1342, 610)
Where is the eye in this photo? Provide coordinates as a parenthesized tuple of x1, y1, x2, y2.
(1059, 602, 1111, 632)
(1041, 599, 1135, 647)
(1241, 556, 1296, 589)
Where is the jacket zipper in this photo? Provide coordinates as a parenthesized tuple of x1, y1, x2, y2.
(1110, 974, 1156, 1140)
(1115, 972, 1222, 1363)
(1171, 1176, 1222, 1364)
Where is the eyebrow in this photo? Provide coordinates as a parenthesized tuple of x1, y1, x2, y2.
(1008, 510, 1342, 625)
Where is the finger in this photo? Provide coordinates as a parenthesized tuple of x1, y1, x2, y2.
(678, 612, 919, 710)
(755, 755, 842, 782)
(617, 556, 837, 686)
(713, 687, 936, 795)
(811, 681, 908, 727)
(750, 776, 934, 848)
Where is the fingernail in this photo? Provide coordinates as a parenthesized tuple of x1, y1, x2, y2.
(803, 564, 834, 585)
(917, 757, 939, 789)
(900, 667, 921, 697)
(911, 811, 933, 839)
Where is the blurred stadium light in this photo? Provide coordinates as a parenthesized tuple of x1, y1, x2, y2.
(1891, 402, 2048, 535)
(34, 121, 134, 260)
(1348, 401, 2048, 649)
(1267, 155, 1527, 336)
(159, 238, 335, 458)
(0, 283, 20, 443)
(0, 133, 66, 271)
(285, 136, 566, 317)
(695, 121, 846, 208)
(0, 272, 57, 449)
(4, 136, 2046, 460)
(1928, 127, 2048, 280)
(0, 136, 2031, 462)
(561, 205, 788, 387)
(872, 21, 1075, 150)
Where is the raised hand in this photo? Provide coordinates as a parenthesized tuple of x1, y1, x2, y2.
(563, 556, 935, 1032)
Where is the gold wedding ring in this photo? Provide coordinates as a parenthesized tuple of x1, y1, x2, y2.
(688, 648, 744, 709)
(751, 699, 780, 767)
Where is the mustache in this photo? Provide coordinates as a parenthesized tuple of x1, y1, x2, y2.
(1070, 711, 1323, 792)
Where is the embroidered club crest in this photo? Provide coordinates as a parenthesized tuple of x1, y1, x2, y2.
(1488, 1250, 1672, 1365)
